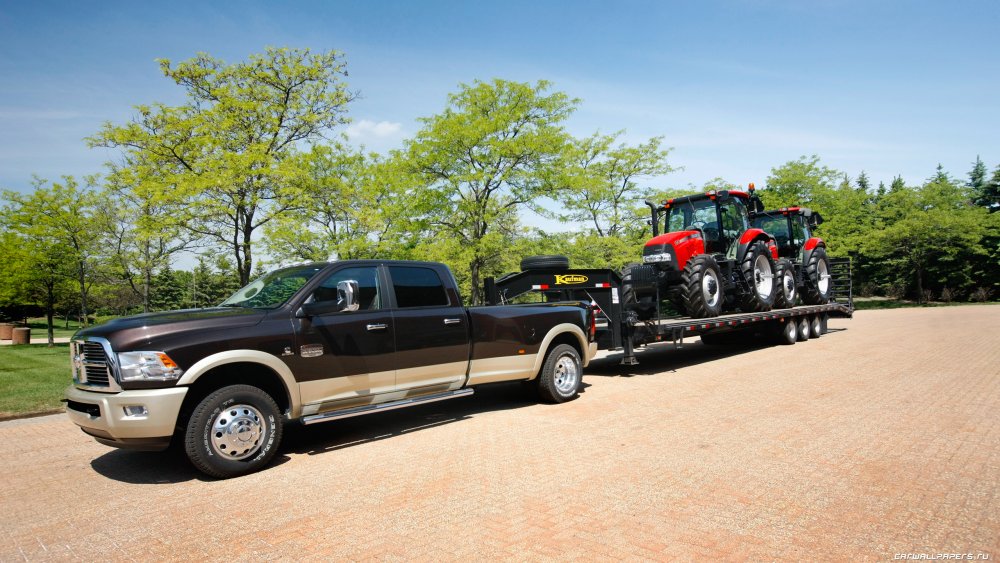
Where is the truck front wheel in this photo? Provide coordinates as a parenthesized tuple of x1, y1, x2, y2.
(184, 384, 283, 479)
(537, 344, 582, 403)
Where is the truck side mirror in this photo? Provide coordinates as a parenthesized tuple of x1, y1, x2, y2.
(336, 280, 360, 312)
(297, 280, 360, 317)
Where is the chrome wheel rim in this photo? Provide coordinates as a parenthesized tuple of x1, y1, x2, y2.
(702, 269, 720, 308)
(817, 260, 831, 294)
(753, 255, 774, 299)
(211, 404, 266, 460)
(553, 354, 580, 395)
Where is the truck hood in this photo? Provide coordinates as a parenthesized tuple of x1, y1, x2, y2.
(645, 230, 699, 247)
(74, 307, 267, 352)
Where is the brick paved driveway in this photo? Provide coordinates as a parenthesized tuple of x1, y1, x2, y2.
(1, 306, 998, 560)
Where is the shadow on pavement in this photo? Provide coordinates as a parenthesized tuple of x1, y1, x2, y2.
(587, 327, 847, 377)
(90, 380, 586, 483)
(284, 380, 575, 456)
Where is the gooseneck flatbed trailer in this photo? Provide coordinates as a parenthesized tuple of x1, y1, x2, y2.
(485, 260, 853, 365)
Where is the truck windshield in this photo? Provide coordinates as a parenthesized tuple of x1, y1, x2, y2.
(665, 198, 717, 233)
(219, 264, 325, 309)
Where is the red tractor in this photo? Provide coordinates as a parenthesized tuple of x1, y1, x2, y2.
(750, 201, 833, 306)
(624, 187, 779, 319)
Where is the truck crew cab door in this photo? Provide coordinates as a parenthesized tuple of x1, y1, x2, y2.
(291, 265, 397, 410)
(386, 265, 470, 394)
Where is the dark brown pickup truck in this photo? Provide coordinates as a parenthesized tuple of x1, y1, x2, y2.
(66, 260, 597, 478)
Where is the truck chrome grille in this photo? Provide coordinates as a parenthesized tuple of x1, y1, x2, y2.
(73, 340, 112, 387)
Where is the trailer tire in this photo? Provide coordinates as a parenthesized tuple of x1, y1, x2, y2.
(809, 316, 822, 338)
(521, 255, 570, 271)
(802, 247, 832, 304)
(184, 384, 283, 479)
(796, 317, 810, 341)
(773, 320, 797, 345)
(681, 255, 724, 318)
(739, 241, 777, 312)
(773, 258, 797, 309)
(536, 344, 582, 403)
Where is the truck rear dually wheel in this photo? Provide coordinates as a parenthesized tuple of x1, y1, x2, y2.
(184, 384, 283, 479)
(537, 344, 581, 403)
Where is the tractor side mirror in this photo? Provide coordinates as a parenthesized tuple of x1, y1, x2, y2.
(808, 213, 824, 227)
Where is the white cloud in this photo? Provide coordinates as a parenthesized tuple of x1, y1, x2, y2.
(345, 119, 404, 141)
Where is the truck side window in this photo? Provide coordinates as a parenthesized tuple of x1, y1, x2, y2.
(313, 267, 381, 310)
(389, 266, 450, 308)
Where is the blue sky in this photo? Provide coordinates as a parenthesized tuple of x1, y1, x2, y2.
(1, 0, 998, 200)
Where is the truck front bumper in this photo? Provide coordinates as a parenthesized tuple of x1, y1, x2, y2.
(65, 385, 188, 451)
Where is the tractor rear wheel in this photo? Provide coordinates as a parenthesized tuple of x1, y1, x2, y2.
(773, 258, 797, 309)
(802, 247, 832, 304)
(739, 241, 777, 312)
(681, 255, 724, 318)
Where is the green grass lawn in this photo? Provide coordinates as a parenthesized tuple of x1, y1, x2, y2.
(0, 344, 70, 418)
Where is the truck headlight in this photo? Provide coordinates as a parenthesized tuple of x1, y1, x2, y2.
(117, 351, 183, 382)
(643, 253, 672, 264)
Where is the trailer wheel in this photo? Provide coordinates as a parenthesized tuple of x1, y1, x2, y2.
(773, 258, 797, 309)
(184, 384, 283, 479)
(809, 316, 822, 338)
(739, 241, 777, 312)
(520, 255, 570, 271)
(536, 344, 582, 403)
(773, 320, 797, 345)
(802, 247, 832, 304)
(681, 255, 724, 318)
(796, 317, 811, 341)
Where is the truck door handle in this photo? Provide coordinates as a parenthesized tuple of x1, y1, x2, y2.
(366, 323, 388, 332)
(444, 318, 462, 325)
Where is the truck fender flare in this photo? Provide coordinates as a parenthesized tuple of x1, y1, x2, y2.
(529, 323, 591, 379)
(176, 350, 302, 417)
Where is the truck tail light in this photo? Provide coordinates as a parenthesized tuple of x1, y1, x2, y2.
(589, 306, 597, 341)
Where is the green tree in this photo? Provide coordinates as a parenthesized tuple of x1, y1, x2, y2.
(974, 164, 1000, 212)
(90, 47, 356, 284)
(263, 146, 423, 262)
(868, 173, 992, 301)
(405, 79, 577, 304)
(2, 177, 102, 327)
(100, 159, 194, 312)
(0, 225, 76, 345)
(554, 132, 673, 238)
(761, 155, 841, 208)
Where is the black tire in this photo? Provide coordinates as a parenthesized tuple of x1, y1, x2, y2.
(809, 315, 822, 339)
(796, 317, 810, 341)
(621, 264, 657, 320)
(184, 384, 283, 479)
(739, 241, 777, 313)
(521, 255, 570, 271)
(773, 258, 797, 309)
(802, 247, 832, 304)
(772, 320, 797, 345)
(536, 344, 582, 403)
(680, 255, 724, 318)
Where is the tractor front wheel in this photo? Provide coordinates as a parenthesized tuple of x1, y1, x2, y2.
(681, 255, 724, 318)
(802, 247, 832, 304)
(739, 241, 777, 313)
(773, 258, 797, 309)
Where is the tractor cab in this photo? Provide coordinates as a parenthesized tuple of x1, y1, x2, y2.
(646, 190, 755, 260)
(751, 207, 824, 260)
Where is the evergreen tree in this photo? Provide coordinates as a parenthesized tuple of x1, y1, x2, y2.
(856, 170, 871, 193)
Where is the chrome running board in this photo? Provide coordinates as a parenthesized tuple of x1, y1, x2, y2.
(301, 388, 474, 426)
